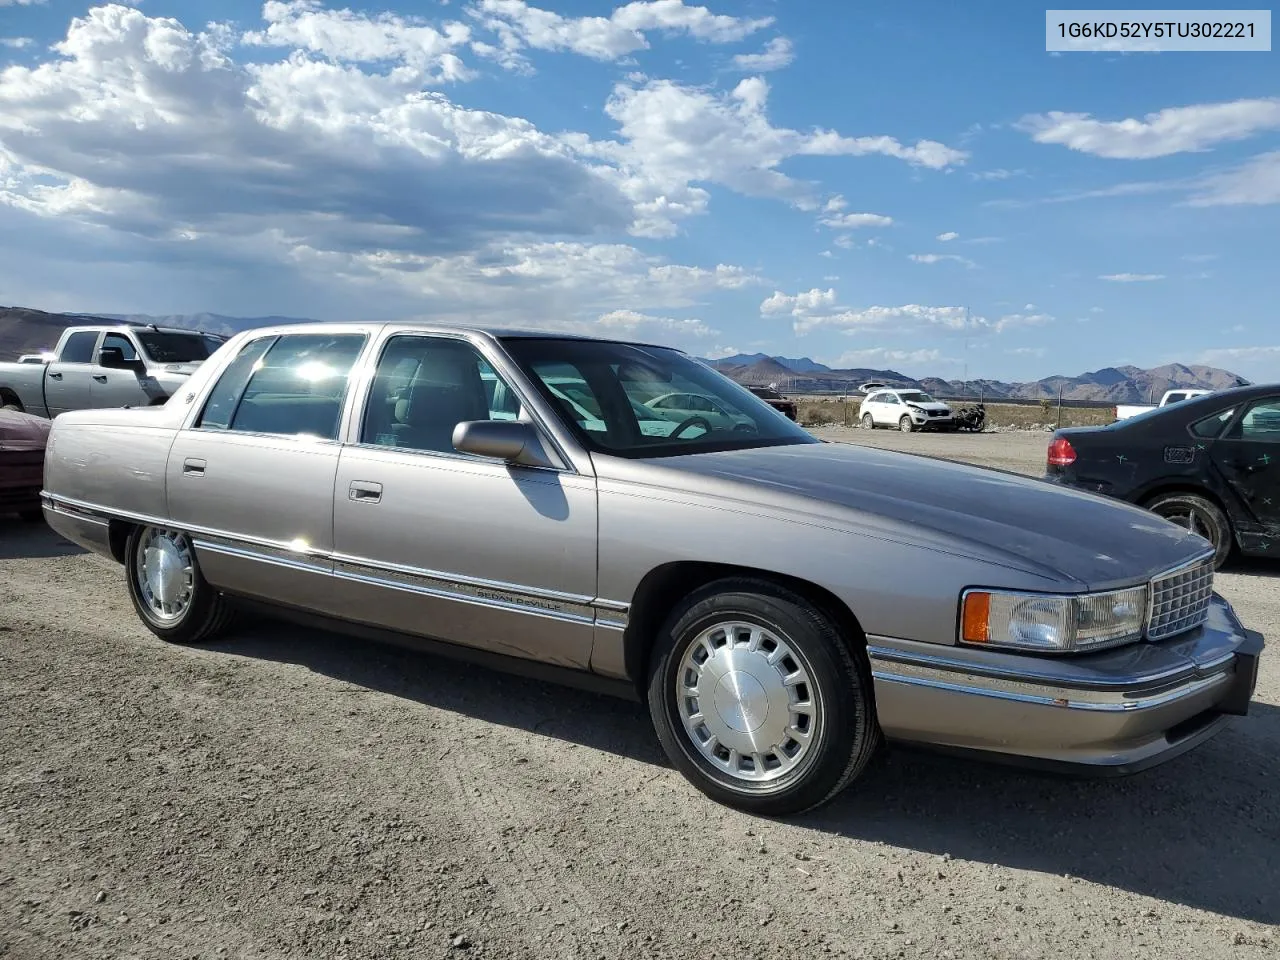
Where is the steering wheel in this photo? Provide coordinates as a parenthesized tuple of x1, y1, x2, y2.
(669, 415, 712, 438)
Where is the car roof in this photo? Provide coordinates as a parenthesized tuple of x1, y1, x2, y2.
(212, 319, 683, 352)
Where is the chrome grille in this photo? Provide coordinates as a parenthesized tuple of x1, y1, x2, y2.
(1147, 555, 1215, 640)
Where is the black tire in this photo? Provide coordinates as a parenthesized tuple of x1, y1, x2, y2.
(124, 524, 236, 644)
(898, 415, 913, 433)
(647, 578, 881, 816)
(1145, 492, 1234, 569)
(860, 412, 874, 429)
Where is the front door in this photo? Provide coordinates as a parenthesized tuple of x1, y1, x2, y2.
(165, 330, 370, 609)
(1210, 394, 1280, 552)
(330, 333, 599, 669)
(90, 332, 166, 408)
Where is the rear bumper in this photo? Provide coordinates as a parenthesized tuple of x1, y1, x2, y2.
(869, 594, 1263, 773)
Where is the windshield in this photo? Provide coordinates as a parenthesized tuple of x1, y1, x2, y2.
(136, 331, 225, 363)
(898, 391, 935, 403)
(501, 337, 816, 458)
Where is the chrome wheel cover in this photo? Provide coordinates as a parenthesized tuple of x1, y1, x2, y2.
(134, 527, 195, 623)
(676, 621, 822, 784)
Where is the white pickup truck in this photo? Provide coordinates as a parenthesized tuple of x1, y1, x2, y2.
(0, 323, 226, 418)
(1113, 388, 1213, 421)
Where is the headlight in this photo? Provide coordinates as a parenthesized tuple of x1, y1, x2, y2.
(960, 586, 1147, 653)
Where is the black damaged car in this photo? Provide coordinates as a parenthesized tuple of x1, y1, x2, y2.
(1044, 384, 1280, 568)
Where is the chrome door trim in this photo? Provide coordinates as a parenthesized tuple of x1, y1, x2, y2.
(41, 492, 631, 628)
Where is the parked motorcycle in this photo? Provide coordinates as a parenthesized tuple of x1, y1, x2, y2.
(953, 402, 986, 432)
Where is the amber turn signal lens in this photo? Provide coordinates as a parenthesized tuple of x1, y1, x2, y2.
(962, 592, 991, 643)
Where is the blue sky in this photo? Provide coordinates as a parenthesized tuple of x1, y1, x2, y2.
(0, 1, 1277, 382)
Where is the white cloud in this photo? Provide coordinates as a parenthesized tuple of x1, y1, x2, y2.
(1018, 98, 1280, 159)
(1187, 150, 1280, 207)
(1099, 273, 1165, 282)
(969, 168, 1024, 181)
(1090, 306, 1104, 312)
(1182, 253, 1218, 262)
(823, 195, 846, 212)
(1006, 346, 1047, 357)
(832, 234, 855, 249)
(760, 287, 837, 317)
(788, 303, 972, 336)
(731, 36, 793, 72)
(909, 253, 974, 267)
(833, 347, 951, 368)
(468, 0, 772, 67)
(936, 231, 958, 241)
(598, 76, 964, 225)
(1, 37, 34, 49)
(243, 1, 475, 83)
(703, 344, 740, 359)
(1229, 324, 1246, 333)
(820, 211, 893, 229)
(0, 1, 49, 6)
(991, 312, 1052, 333)
(594, 308, 716, 339)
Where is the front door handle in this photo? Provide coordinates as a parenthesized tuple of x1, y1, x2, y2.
(93, 374, 108, 383)
(49, 372, 62, 380)
(349, 480, 382, 504)
(182, 458, 206, 477)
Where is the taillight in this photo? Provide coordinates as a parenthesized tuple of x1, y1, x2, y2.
(1047, 436, 1077, 467)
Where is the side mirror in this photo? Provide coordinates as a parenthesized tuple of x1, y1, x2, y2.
(98, 346, 137, 370)
(452, 420, 555, 469)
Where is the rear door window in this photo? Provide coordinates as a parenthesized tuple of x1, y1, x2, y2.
(59, 331, 100, 364)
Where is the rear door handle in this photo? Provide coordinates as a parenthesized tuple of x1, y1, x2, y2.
(93, 375, 108, 383)
(182, 458, 206, 477)
(349, 480, 382, 503)
(49, 372, 62, 380)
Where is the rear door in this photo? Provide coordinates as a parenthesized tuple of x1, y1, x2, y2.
(1208, 394, 1280, 548)
(876, 392, 901, 425)
(165, 330, 369, 611)
(43, 330, 101, 415)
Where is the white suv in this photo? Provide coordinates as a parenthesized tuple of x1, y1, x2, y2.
(859, 389, 954, 432)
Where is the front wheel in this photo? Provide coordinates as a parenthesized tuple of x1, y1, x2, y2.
(898, 415, 914, 433)
(1146, 492, 1234, 569)
(125, 525, 235, 643)
(647, 579, 881, 816)
(860, 413, 874, 429)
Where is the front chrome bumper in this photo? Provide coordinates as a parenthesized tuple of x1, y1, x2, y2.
(868, 594, 1263, 773)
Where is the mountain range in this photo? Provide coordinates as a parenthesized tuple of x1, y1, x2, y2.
(0, 305, 1251, 405)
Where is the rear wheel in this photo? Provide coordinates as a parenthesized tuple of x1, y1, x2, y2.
(125, 525, 235, 643)
(898, 415, 913, 433)
(861, 413, 874, 429)
(646, 578, 881, 816)
(1146, 492, 1234, 569)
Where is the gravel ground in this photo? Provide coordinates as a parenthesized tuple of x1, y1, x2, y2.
(2, 430, 1278, 960)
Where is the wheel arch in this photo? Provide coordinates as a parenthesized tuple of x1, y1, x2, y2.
(107, 518, 136, 564)
(1135, 480, 1231, 516)
(622, 561, 868, 697)
(0, 387, 24, 410)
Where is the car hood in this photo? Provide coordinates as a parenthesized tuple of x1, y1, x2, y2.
(0, 408, 52, 451)
(148, 361, 203, 378)
(602, 441, 1208, 589)
(906, 401, 950, 412)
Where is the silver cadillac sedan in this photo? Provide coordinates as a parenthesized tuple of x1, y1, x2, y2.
(40, 322, 1264, 815)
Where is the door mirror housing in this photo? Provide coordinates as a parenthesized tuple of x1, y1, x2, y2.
(98, 346, 142, 371)
(452, 420, 556, 469)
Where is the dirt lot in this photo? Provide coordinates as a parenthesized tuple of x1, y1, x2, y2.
(3, 430, 1277, 960)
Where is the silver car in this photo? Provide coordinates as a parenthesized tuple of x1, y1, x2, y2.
(40, 322, 1265, 815)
